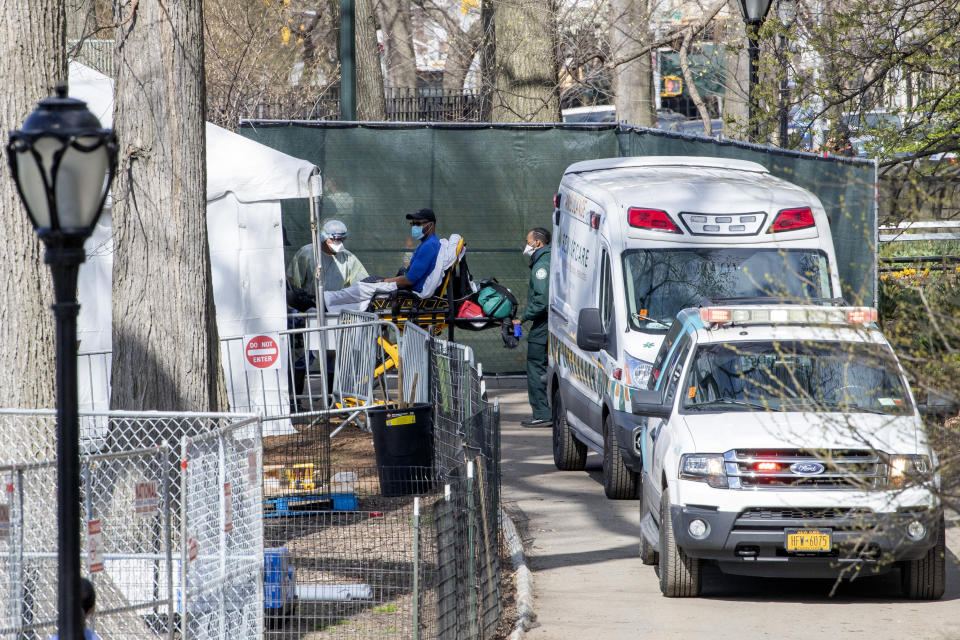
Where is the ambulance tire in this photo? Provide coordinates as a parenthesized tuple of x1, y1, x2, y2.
(659, 490, 701, 597)
(901, 515, 946, 600)
(552, 388, 586, 471)
(639, 477, 658, 565)
(602, 414, 636, 499)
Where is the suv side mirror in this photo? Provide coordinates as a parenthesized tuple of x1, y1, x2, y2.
(631, 389, 672, 419)
(918, 390, 959, 417)
(576, 308, 606, 352)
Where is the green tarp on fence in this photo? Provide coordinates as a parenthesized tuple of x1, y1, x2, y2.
(241, 122, 876, 374)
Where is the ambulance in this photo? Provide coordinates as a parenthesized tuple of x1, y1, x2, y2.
(547, 156, 844, 498)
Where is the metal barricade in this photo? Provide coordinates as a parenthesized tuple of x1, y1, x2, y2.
(332, 311, 381, 410)
(399, 322, 431, 406)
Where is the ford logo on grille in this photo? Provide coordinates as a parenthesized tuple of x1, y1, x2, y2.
(790, 462, 825, 475)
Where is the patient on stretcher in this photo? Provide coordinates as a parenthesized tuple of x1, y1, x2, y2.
(324, 232, 464, 314)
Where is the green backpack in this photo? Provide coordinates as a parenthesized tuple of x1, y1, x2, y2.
(476, 281, 517, 319)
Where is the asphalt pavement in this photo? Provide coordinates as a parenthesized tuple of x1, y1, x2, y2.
(493, 388, 960, 640)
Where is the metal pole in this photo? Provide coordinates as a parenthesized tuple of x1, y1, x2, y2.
(47, 237, 87, 640)
(778, 34, 789, 147)
(180, 440, 189, 640)
(309, 172, 330, 412)
(340, 0, 356, 120)
(466, 461, 478, 639)
(747, 29, 760, 141)
(161, 443, 175, 640)
(412, 497, 420, 640)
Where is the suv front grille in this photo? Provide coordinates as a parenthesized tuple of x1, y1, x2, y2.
(734, 507, 878, 533)
(725, 449, 883, 490)
(738, 507, 873, 520)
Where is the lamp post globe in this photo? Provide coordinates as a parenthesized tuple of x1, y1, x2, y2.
(737, 0, 774, 24)
(6, 86, 116, 640)
(7, 85, 116, 241)
(736, 0, 774, 139)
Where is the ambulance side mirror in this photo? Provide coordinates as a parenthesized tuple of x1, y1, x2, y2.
(576, 308, 607, 352)
(631, 389, 672, 419)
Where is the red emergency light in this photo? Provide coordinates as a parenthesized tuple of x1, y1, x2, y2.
(628, 207, 681, 234)
(770, 207, 815, 232)
(846, 308, 878, 323)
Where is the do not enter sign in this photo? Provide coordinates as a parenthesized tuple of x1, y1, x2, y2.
(244, 334, 281, 371)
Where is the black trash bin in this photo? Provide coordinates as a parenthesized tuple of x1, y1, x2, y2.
(368, 402, 435, 496)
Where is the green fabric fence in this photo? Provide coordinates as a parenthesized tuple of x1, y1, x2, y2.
(241, 122, 876, 374)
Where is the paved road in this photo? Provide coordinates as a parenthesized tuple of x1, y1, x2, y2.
(493, 389, 960, 640)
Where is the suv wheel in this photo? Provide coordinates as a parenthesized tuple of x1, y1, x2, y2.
(901, 515, 946, 600)
(658, 490, 701, 597)
(552, 387, 586, 471)
(639, 477, 657, 565)
(602, 414, 636, 499)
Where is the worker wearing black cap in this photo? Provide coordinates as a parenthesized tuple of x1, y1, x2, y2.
(381, 208, 441, 292)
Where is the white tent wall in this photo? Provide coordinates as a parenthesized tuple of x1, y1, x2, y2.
(70, 61, 315, 435)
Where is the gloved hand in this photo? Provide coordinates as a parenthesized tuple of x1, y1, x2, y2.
(286, 285, 316, 312)
(501, 319, 519, 349)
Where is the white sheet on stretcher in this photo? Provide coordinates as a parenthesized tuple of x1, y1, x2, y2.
(324, 280, 398, 314)
(322, 234, 464, 314)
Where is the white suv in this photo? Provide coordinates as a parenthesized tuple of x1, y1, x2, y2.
(632, 305, 944, 599)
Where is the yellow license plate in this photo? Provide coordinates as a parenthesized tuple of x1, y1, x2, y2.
(786, 529, 832, 552)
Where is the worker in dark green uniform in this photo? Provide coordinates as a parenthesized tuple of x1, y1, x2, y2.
(513, 227, 552, 427)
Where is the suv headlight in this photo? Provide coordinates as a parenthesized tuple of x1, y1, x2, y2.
(679, 454, 728, 488)
(884, 454, 931, 487)
(624, 352, 653, 388)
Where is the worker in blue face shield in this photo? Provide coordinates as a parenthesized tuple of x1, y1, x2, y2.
(287, 218, 369, 296)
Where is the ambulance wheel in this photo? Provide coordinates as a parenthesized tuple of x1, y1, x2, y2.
(639, 478, 658, 566)
(552, 388, 586, 471)
(901, 515, 946, 600)
(602, 414, 636, 499)
(659, 490, 701, 597)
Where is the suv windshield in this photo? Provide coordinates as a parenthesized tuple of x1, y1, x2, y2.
(682, 341, 913, 415)
(622, 248, 831, 331)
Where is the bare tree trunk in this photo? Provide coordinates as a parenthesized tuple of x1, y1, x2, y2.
(356, 0, 387, 120)
(0, 0, 63, 625)
(111, 0, 227, 412)
(441, 14, 482, 92)
(721, 0, 748, 140)
(66, 0, 98, 40)
(609, 0, 655, 127)
(680, 29, 712, 135)
(0, 0, 62, 420)
(491, 0, 559, 122)
(377, 0, 417, 88)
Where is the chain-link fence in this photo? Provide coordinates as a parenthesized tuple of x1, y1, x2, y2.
(180, 417, 263, 639)
(262, 332, 503, 640)
(0, 410, 262, 640)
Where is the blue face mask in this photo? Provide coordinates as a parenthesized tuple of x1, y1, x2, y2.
(411, 225, 424, 240)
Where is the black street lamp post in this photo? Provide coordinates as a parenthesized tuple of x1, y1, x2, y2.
(737, 0, 774, 139)
(6, 87, 117, 640)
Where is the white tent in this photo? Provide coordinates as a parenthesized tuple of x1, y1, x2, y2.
(71, 61, 314, 435)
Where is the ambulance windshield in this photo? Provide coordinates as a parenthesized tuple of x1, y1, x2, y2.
(622, 248, 832, 331)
